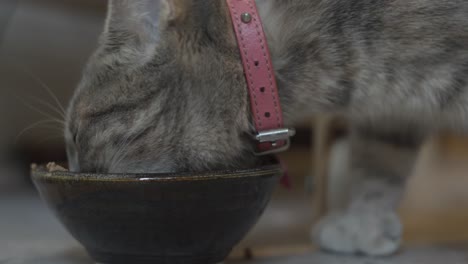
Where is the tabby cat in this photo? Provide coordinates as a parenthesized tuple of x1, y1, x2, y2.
(66, 0, 468, 256)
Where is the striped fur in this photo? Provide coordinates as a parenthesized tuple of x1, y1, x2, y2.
(66, 0, 468, 256)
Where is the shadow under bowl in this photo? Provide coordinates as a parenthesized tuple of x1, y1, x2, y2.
(31, 164, 282, 264)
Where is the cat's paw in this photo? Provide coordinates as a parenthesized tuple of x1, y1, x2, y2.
(312, 210, 402, 256)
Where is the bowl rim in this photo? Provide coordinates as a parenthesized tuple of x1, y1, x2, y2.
(31, 163, 283, 183)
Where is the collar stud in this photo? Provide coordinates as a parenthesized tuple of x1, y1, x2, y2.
(241, 12, 252, 23)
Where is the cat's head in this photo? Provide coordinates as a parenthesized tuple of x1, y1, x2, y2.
(65, 0, 259, 173)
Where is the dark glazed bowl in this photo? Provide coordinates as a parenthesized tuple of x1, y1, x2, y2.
(31, 164, 281, 264)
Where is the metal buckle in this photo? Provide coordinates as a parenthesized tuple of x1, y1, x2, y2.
(253, 128, 296, 156)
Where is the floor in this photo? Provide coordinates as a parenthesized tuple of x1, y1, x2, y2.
(230, 248, 468, 264)
(1, 192, 467, 264)
(0, 192, 85, 264)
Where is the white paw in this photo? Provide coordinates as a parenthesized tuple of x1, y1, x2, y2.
(312, 210, 402, 256)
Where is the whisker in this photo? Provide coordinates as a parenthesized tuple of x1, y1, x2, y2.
(111, 130, 138, 167)
(39, 125, 65, 134)
(26, 95, 66, 120)
(36, 135, 66, 146)
(14, 65, 67, 117)
(108, 133, 132, 172)
(17, 96, 65, 125)
(108, 128, 148, 172)
(116, 132, 146, 164)
(15, 120, 64, 142)
(94, 131, 107, 172)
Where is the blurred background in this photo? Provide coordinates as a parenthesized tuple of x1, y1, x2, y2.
(0, 0, 105, 191)
(1, 0, 468, 263)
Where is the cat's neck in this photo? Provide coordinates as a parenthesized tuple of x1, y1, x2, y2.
(255, 0, 342, 126)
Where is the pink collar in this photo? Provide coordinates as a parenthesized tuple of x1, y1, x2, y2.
(226, 0, 295, 156)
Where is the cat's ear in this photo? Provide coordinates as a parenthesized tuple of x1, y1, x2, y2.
(105, 0, 190, 44)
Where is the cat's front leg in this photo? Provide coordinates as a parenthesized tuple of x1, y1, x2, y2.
(313, 124, 424, 256)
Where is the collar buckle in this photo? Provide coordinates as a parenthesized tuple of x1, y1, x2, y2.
(254, 128, 296, 156)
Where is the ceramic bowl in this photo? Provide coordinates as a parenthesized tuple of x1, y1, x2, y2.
(31, 163, 282, 264)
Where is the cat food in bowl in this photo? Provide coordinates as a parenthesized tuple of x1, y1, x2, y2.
(31, 163, 282, 264)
